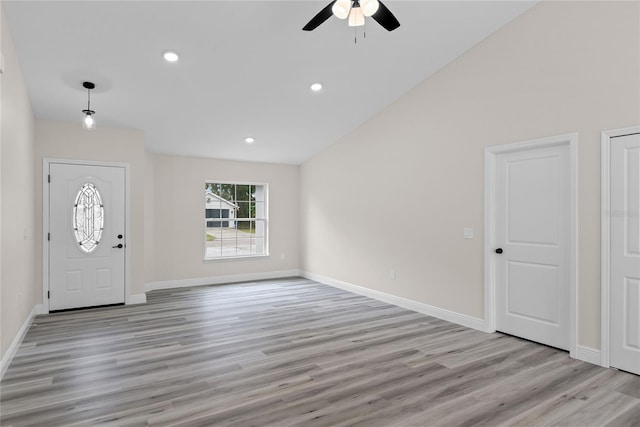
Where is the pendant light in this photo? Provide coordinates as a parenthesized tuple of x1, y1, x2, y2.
(82, 81, 96, 130)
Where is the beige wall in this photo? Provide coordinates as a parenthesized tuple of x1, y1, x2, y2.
(144, 152, 155, 284)
(147, 153, 299, 284)
(300, 1, 640, 349)
(1, 9, 36, 359)
(34, 120, 147, 297)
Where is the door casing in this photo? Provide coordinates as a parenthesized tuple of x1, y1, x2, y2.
(43, 158, 131, 313)
(484, 133, 578, 358)
(600, 126, 640, 369)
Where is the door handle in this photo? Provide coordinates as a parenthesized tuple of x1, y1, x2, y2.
(112, 243, 123, 249)
(495, 248, 503, 254)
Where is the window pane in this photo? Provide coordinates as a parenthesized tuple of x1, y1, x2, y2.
(208, 183, 232, 201)
(254, 219, 265, 238)
(235, 184, 251, 202)
(254, 201, 265, 219)
(235, 202, 250, 219)
(206, 227, 224, 240)
(253, 185, 265, 202)
(252, 238, 265, 255)
(236, 220, 253, 232)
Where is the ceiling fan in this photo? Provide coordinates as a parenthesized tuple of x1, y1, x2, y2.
(303, 0, 400, 32)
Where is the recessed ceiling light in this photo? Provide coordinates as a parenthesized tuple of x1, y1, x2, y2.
(245, 137, 255, 144)
(163, 51, 179, 62)
(310, 83, 323, 92)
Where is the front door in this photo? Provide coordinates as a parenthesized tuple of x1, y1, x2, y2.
(49, 162, 126, 310)
(610, 132, 640, 375)
(494, 142, 571, 350)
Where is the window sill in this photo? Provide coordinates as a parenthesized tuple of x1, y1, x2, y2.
(203, 254, 270, 262)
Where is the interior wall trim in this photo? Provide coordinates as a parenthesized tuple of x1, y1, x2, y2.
(302, 271, 489, 332)
(144, 270, 301, 292)
(576, 345, 602, 367)
(127, 294, 147, 305)
(600, 125, 640, 369)
(484, 133, 579, 358)
(0, 304, 43, 381)
(42, 158, 132, 314)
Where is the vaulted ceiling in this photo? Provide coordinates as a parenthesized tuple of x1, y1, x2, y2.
(4, 1, 535, 164)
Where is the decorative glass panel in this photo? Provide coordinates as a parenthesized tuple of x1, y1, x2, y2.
(73, 183, 104, 253)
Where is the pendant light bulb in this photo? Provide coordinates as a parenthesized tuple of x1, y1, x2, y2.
(348, 6, 365, 27)
(81, 81, 96, 131)
(83, 112, 96, 130)
(332, 0, 351, 19)
(360, 0, 379, 17)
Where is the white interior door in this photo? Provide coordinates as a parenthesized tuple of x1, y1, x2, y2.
(49, 163, 126, 310)
(494, 143, 570, 350)
(610, 132, 640, 375)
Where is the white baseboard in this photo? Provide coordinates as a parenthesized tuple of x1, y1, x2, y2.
(145, 270, 301, 292)
(127, 294, 147, 305)
(1, 304, 42, 380)
(302, 272, 489, 332)
(576, 345, 601, 366)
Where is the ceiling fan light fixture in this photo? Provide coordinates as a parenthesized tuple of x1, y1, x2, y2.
(332, 0, 351, 19)
(348, 6, 365, 27)
(361, 0, 379, 17)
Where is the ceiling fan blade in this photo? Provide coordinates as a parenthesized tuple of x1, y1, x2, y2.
(372, 0, 400, 31)
(302, 1, 337, 31)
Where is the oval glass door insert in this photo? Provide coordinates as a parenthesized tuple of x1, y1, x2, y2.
(73, 183, 104, 253)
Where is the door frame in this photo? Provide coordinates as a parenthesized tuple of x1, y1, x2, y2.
(484, 133, 578, 358)
(42, 158, 131, 313)
(600, 126, 640, 368)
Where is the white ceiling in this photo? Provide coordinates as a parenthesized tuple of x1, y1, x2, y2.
(4, 1, 535, 164)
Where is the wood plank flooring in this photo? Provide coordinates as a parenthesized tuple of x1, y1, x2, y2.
(1, 277, 638, 426)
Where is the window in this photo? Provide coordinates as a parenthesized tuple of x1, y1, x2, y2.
(73, 182, 104, 253)
(204, 182, 267, 259)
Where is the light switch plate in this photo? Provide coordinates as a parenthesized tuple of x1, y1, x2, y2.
(463, 227, 474, 239)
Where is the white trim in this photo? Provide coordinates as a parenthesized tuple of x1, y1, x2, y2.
(0, 304, 43, 380)
(600, 126, 640, 368)
(42, 158, 131, 313)
(203, 254, 270, 262)
(145, 270, 300, 292)
(127, 294, 147, 305)
(576, 345, 602, 367)
(303, 272, 488, 332)
(484, 133, 578, 357)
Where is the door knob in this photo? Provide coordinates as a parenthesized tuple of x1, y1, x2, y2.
(495, 248, 503, 254)
(112, 243, 123, 249)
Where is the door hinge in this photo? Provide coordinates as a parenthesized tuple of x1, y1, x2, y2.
(48, 232, 50, 241)
(48, 174, 50, 183)
(47, 291, 50, 299)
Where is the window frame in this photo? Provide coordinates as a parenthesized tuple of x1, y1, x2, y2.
(203, 180, 269, 261)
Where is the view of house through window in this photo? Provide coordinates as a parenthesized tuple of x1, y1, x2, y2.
(204, 182, 267, 258)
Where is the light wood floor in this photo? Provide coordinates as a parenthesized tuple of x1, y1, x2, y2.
(1, 278, 638, 426)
